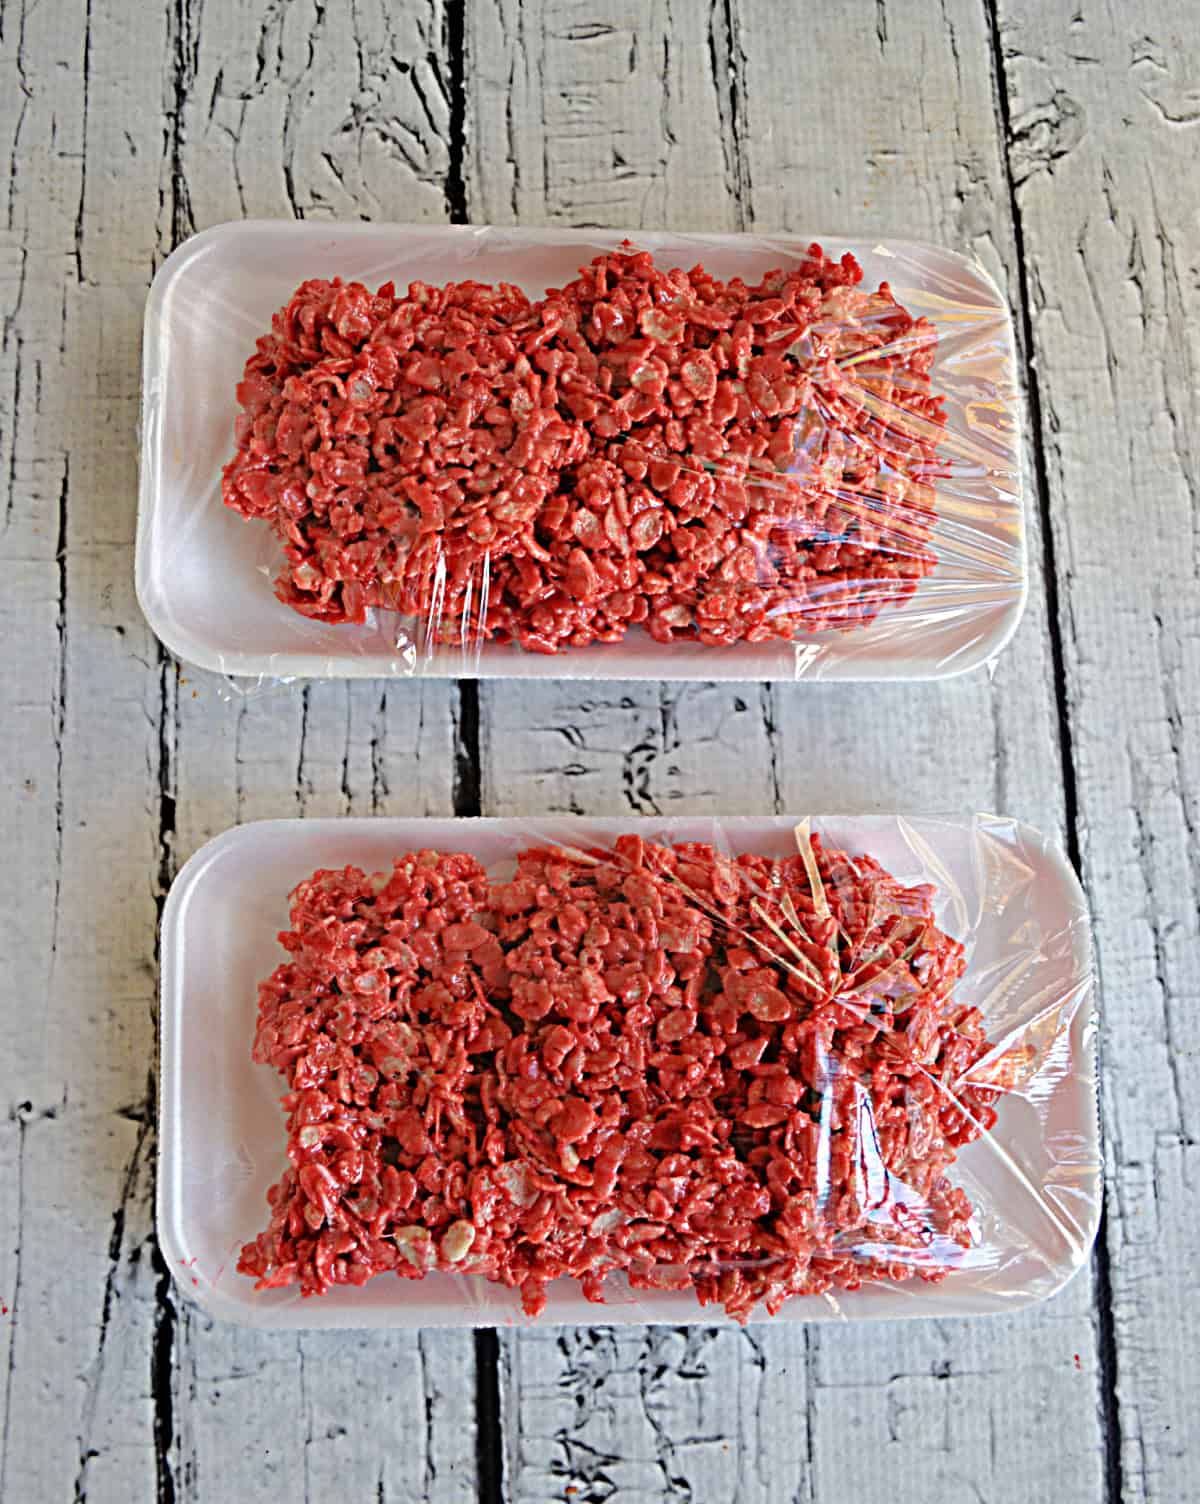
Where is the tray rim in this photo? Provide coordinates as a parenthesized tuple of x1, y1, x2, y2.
(136, 219, 1030, 683)
(158, 813, 1100, 1330)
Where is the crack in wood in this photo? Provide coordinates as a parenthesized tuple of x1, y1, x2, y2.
(74, 1086, 157, 1504)
(370, 684, 389, 812)
(982, 0, 1081, 872)
(983, 8, 1119, 1504)
(166, 0, 197, 245)
(1125, 738, 1190, 1139)
(802, 1325, 817, 1503)
(4, 330, 21, 529)
(416, 1330, 438, 1497)
(758, 684, 782, 815)
(295, 681, 311, 815)
(339, 686, 353, 810)
(1146, 177, 1200, 569)
(0, 1113, 27, 1504)
(49, 455, 69, 976)
(72, 0, 94, 281)
(1152, 609, 1200, 918)
(706, 0, 749, 229)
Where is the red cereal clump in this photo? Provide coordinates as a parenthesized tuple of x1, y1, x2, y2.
(238, 834, 1017, 1322)
(222, 245, 945, 653)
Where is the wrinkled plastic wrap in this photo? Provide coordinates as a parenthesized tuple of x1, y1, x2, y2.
(158, 815, 1098, 1329)
(138, 223, 1026, 682)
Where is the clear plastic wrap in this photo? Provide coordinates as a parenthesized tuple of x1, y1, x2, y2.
(137, 223, 1026, 682)
(158, 815, 1098, 1329)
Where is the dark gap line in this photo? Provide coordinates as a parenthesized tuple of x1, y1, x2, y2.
(721, 0, 748, 214)
(453, 680, 481, 817)
(443, 0, 480, 825)
(444, 0, 481, 829)
(443, 9, 497, 1500)
(149, 4, 192, 1498)
(982, 0, 1080, 871)
(50, 457, 69, 966)
(151, 1251, 178, 1504)
(151, 646, 179, 1504)
(72, 0, 93, 280)
(474, 1329, 503, 1504)
(982, 7, 1118, 1504)
(155, 648, 177, 918)
(706, 0, 749, 229)
(1091, 1205, 1123, 1504)
(444, 0, 468, 225)
(169, 0, 195, 246)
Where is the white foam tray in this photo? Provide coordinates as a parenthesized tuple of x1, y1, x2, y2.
(137, 222, 1027, 682)
(158, 815, 1098, 1329)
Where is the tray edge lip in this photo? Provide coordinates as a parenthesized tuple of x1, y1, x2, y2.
(157, 813, 1100, 1329)
(135, 219, 1029, 684)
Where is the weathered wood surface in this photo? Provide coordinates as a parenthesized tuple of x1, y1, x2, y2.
(471, 5, 1101, 1503)
(997, 5, 1200, 1500)
(0, 0, 1194, 1501)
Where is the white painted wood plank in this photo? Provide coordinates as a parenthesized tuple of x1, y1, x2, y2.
(0, 2, 479, 1501)
(162, 4, 481, 1500)
(169, 678, 476, 1504)
(468, 0, 739, 231)
(503, 1325, 811, 1501)
(172, 677, 459, 840)
(0, 561, 60, 1481)
(175, 1318, 477, 1503)
(995, 4, 1200, 1499)
(177, 0, 454, 228)
(480, 682, 779, 817)
(733, 0, 1068, 842)
(465, 2, 1103, 1501)
(0, 1, 172, 1498)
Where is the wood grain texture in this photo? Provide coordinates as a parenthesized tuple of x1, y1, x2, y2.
(994, 3, 1200, 1499)
(160, 4, 481, 1499)
(466, 3, 1103, 1502)
(1, 0, 1195, 1499)
(1, 2, 172, 1499)
(168, 678, 475, 1503)
(0, 1, 479, 1499)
